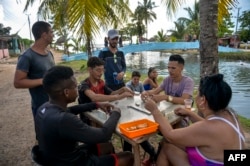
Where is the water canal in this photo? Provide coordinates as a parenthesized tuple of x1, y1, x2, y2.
(125, 51, 250, 119)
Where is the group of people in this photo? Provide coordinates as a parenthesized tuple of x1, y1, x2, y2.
(13, 21, 245, 166)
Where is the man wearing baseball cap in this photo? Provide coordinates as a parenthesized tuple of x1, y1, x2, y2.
(99, 29, 126, 91)
(99, 30, 157, 165)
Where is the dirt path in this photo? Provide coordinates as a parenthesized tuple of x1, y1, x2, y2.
(0, 63, 35, 165)
(0, 50, 249, 166)
(0, 50, 62, 166)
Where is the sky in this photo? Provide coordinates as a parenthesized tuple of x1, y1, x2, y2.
(0, 0, 250, 44)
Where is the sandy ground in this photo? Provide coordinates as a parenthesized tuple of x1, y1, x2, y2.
(0, 50, 62, 166)
(0, 50, 249, 166)
(0, 61, 35, 165)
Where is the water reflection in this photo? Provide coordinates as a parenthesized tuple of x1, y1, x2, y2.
(125, 52, 250, 119)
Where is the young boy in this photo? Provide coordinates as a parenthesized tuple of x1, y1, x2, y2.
(126, 71, 157, 165)
(126, 71, 144, 93)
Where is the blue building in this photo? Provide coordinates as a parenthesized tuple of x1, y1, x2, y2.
(0, 35, 24, 59)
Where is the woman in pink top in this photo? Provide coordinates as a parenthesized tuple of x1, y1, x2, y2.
(142, 74, 245, 166)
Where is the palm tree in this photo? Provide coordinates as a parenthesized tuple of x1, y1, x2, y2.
(121, 23, 138, 44)
(168, 19, 187, 41)
(0, 23, 11, 35)
(131, 12, 146, 40)
(154, 29, 169, 42)
(178, 0, 200, 39)
(135, 0, 157, 40)
(67, 38, 82, 54)
(24, 0, 132, 57)
(218, 11, 234, 38)
(199, 0, 219, 76)
(162, 0, 237, 77)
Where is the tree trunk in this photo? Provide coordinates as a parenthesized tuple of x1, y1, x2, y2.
(86, 36, 92, 58)
(199, 0, 219, 77)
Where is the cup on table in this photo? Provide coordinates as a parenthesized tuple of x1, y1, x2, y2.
(134, 91, 140, 96)
(184, 99, 193, 110)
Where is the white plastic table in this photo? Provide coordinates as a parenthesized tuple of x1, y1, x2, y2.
(84, 95, 183, 166)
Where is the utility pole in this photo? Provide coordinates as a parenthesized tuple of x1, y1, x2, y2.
(234, 7, 241, 48)
(26, 14, 32, 41)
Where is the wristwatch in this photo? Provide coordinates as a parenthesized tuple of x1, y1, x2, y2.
(168, 95, 173, 102)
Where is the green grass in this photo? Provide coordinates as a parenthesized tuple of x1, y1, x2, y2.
(219, 52, 250, 61)
(163, 50, 250, 61)
(58, 60, 87, 72)
(58, 60, 88, 82)
(58, 59, 250, 131)
(239, 115, 250, 132)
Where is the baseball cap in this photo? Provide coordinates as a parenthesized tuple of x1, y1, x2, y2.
(108, 29, 119, 39)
